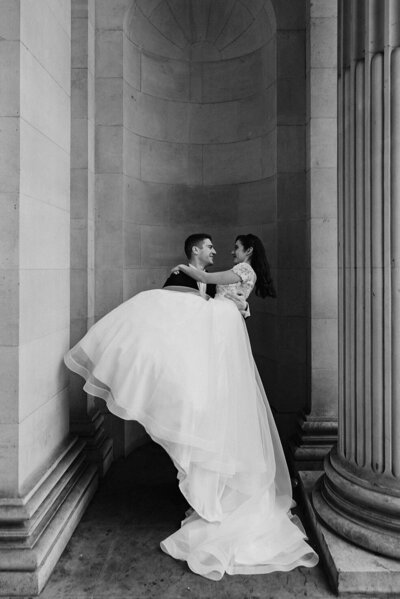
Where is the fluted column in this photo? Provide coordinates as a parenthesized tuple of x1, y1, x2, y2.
(313, 0, 400, 558)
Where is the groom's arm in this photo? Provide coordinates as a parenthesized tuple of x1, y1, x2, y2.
(224, 291, 250, 319)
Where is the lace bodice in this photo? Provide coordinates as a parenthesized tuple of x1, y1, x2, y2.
(216, 262, 256, 300)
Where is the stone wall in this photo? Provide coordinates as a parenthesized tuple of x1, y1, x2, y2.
(0, 0, 71, 496)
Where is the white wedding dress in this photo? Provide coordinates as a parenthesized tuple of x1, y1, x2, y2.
(65, 262, 318, 580)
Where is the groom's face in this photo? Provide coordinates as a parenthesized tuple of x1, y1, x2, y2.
(195, 238, 216, 268)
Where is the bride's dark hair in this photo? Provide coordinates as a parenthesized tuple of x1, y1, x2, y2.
(236, 234, 276, 298)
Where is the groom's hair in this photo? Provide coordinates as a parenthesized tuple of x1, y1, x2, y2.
(184, 233, 212, 259)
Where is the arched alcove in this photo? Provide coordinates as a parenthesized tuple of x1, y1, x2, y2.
(122, 0, 277, 281)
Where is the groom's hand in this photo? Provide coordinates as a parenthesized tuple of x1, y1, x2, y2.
(224, 291, 250, 318)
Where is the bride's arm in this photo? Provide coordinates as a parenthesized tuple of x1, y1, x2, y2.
(172, 264, 240, 285)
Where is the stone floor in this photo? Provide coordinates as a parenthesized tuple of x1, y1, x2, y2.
(15, 443, 394, 599)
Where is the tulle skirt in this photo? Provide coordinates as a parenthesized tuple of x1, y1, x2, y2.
(65, 289, 318, 580)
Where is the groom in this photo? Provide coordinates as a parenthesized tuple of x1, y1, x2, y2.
(163, 233, 249, 317)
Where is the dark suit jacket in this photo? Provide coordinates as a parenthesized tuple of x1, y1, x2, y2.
(163, 271, 216, 298)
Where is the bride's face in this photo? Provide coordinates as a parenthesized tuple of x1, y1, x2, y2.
(231, 240, 248, 264)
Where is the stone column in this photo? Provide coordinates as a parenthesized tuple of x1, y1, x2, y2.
(313, 0, 400, 558)
(0, 2, 98, 595)
(70, 0, 113, 475)
(290, 0, 338, 469)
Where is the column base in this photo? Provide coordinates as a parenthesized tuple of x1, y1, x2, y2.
(0, 438, 98, 596)
(312, 447, 400, 559)
(289, 413, 337, 470)
(71, 410, 113, 477)
(298, 470, 400, 595)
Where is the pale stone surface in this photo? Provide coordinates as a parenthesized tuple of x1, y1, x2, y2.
(0, 423, 18, 495)
(21, 0, 71, 93)
(310, 268, 338, 318)
(0, 0, 20, 41)
(309, 17, 337, 69)
(0, 269, 19, 346)
(123, 37, 141, 90)
(0, 193, 18, 269)
(309, 118, 337, 168)
(19, 196, 69, 270)
(96, 77, 123, 126)
(96, 29, 123, 78)
(140, 138, 202, 185)
(0, 347, 18, 425)
(0, 41, 19, 116)
(310, 318, 338, 370)
(0, 117, 19, 193)
(96, 125, 123, 173)
(19, 269, 69, 344)
(310, 217, 337, 268)
(141, 53, 190, 102)
(96, 220, 123, 268)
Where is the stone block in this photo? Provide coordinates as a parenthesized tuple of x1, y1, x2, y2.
(309, 0, 338, 18)
(96, 173, 123, 222)
(96, 29, 123, 78)
(205, 0, 235, 44)
(278, 315, 307, 364)
(70, 268, 88, 320)
(19, 269, 69, 344)
(277, 268, 307, 316)
(308, 167, 337, 219)
(0, 41, 19, 116)
(71, 219, 88, 269)
(48, 0, 71, 34)
(19, 196, 69, 270)
(95, 269, 123, 319)
(20, 45, 70, 152)
(0, 269, 19, 346)
(220, 8, 275, 60)
(168, 183, 239, 226)
(276, 361, 307, 412)
(0, 117, 19, 193)
(309, 118, 337, 168)
(149, 1, 188, 50)
(203, 136, 274, 185)
(95, 220, 123, 269)
(123, 267, 170, 299)
(277, 77, 306, 125)
(71, 169, 88, 219)
(0, 0, 20, 41)
(125, 3, 185, 60)
(72, 12, 88, 69)
(247, 312, 278, 360)
(123, 37, 141, 90)
(310, 367, 338, 418)
(0, 423, 18, 495)
(96, 77, 123, 126)
(124, 177, 170, 225)
(274, 0, 305, 30)
(310, 217, 337, 268)
(21, 0, 70, 94)
(20, 120, 70, 211)
(135, 0, 161, 19)
(278, 220, 307, 268)
(19, 389, 69, 493)
(0, 193, 18, 269)
(237, 177, 277, 224)
(189, 101, 237, 144)
(310, 317, 338, 370)
(141, 53, 190, 102)
(96, 125, 123, 173)
(189, 62, 203, 102)
(124, 222, 141, 267)
(202, 48, 271, 103)
(19, 328, 70, 422)
(71, 68, 88, 119)
(123, 129, 141, 178)
(0, 346, 18, 424)
(140, 138, 202, 185)
(140, 224, 187, 267)
(277, 125, 306, 172)
(309, 17, 337, 69)
(238, 86, 277, 139)
(277, 31, 305, 80)
(95, 0, 128, 31)
(277, 172, 307, 220)
(311, 267, 338, 318)
(215, 1, 254, 52)
(309, 67, 337, 118)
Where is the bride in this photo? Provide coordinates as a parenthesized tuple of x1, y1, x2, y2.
(65, 233, 318, 580)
